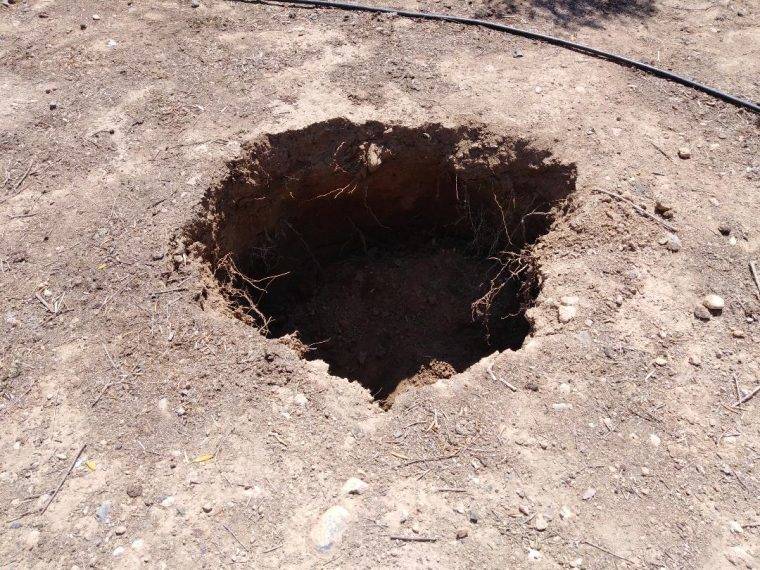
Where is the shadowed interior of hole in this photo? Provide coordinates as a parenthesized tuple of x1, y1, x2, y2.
(190, 120, 576, 404)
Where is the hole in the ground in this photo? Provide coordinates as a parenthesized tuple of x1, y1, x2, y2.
(186, 119, 576, 406)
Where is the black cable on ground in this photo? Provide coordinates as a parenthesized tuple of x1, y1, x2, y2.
(227, 0, 759, 114)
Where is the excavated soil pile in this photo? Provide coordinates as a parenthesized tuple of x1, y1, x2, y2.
(187, 119, 576, 404)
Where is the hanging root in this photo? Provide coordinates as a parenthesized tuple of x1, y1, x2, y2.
(214, 253, 288, 334)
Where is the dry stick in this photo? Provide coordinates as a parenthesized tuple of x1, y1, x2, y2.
(486, 362, 517, 392)
(389, 535, 438, 543)
(399, 448, 463, 468)
(41, 444, 87, 515)
(581, 540, 635, 565)
(736, 384, 760, 406)
(9, 160, 33, 194)
(593, 188, 678, 233)
(750, 260, 760, 299)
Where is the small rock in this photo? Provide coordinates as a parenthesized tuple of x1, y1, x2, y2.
(677, 147, 691, 159)
(126, 483, 142, 498)
(92, 14, 101, 20)
(534, 86, 543, 94)
(191, 0, 200, 6)
(654, 356, 668, 367)
(455, 528, 468, 539)
(115, 526, 127, 536)
(534, 514, 548, 531)
(694, 305, 712, 321)
(107, 39, 117, 48)
(341, 477, 368, 495)
(732, 329, 746, 339)
(582, 488, 596, 501)
(689, 355, 702, 366)
(158, 398, 169, 411)
(552, 403, 573, 412)
(131, 538, 144, 551)
(718, 223, 731, 236)
(160, 496, 175, 508)
(649, 433, 661, 447)
(560, 295, 579, 306)
(570, 558, 584, 568)
(528, 548, 542, 561)
(664, 233, 681, 252)
(468, 509, 479, 523)
(202, 503, 213, 513)
(729, 520, 743, 534)
(558, 305, 577, 323)
(176, 406, 186, 416)
(559, 505, 574, 520)
(655, 201, 674, 219)
(49, 101, 58, 110)
(113, 546, 125, 557)
(702, 294, 725, 313)
(151, 251, 165, 261)
(24, 529, 40, 550)
(311, 506, 350, 552)
(96, 502, 111, 523)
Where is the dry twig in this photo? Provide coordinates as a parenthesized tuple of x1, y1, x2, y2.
(41, 444, 87, 515)
(593, 187, 677, 232)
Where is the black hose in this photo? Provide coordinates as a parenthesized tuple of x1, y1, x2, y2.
(227, 0, 759, 114)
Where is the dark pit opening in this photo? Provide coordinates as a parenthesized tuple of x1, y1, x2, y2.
(186, 119, 576, 405)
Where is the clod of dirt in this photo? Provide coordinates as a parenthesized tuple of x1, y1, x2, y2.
(186, 119, 576, 405)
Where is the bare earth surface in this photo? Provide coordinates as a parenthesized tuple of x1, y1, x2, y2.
(1, 0, 759, 568)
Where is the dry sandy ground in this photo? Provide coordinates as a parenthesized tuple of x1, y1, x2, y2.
(1, 0, 759, 568)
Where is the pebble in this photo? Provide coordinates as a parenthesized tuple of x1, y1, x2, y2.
(202, 503, 213, 513)
(24, 529, 40, 550)
(115, 526, 127, 536)
(191, 0, 200, 6)
(570, 558, 584, 568)
(534, 86, 542, 94)
(558, 305, 577, 323)
(158, 398, 168, 411)
(519, 504, 531, 516)
(694, 305, 712, 321)
(654, 201, 674, 219)
(729, 520, 743, 534)
(96, 502, 111, 523)
(311, 506, 350, 552)
(702, 294, 724, 312)
(468, 509, 479, 523)
(654, 356, 668, 367)
(677, 147, 691, 159)
(113, 546, 125, 557)
(528, 548, 542, 561)
(176, 406, 186, 416)
(341, 477, 368, 495)
(689, 355, 702, 366)
(456, 528, 468, 539)
(131, 538, 144, 551)
(160, 496, 175, 508)
(582, 488, 596, 501)
(552, 403, 573, 412)
(92, 14, 101, 20)
(560, 296, 579, 306)
(49, 101, 58, 110)
(664, 233, 681, 252)
(559, 505, 574, 520)
(534, 514, 548, 531)
(649, 433, 661, 447)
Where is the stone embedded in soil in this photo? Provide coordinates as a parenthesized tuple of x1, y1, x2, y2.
(534, 514, 548, 531)
(694, 305, 712, 321)
(678, 147, 691, 159)
(558, 305, 577, 323)
(664, 233, 681, 252)
(582, 488, 596, 501)
(311, 506, 350, 552)
(115, 526, 127, 536)
(702, 294, 725, 312)
(341, 477, 368, 495)
(456, 528, 468, 539)
(559, 505, 574, 520)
